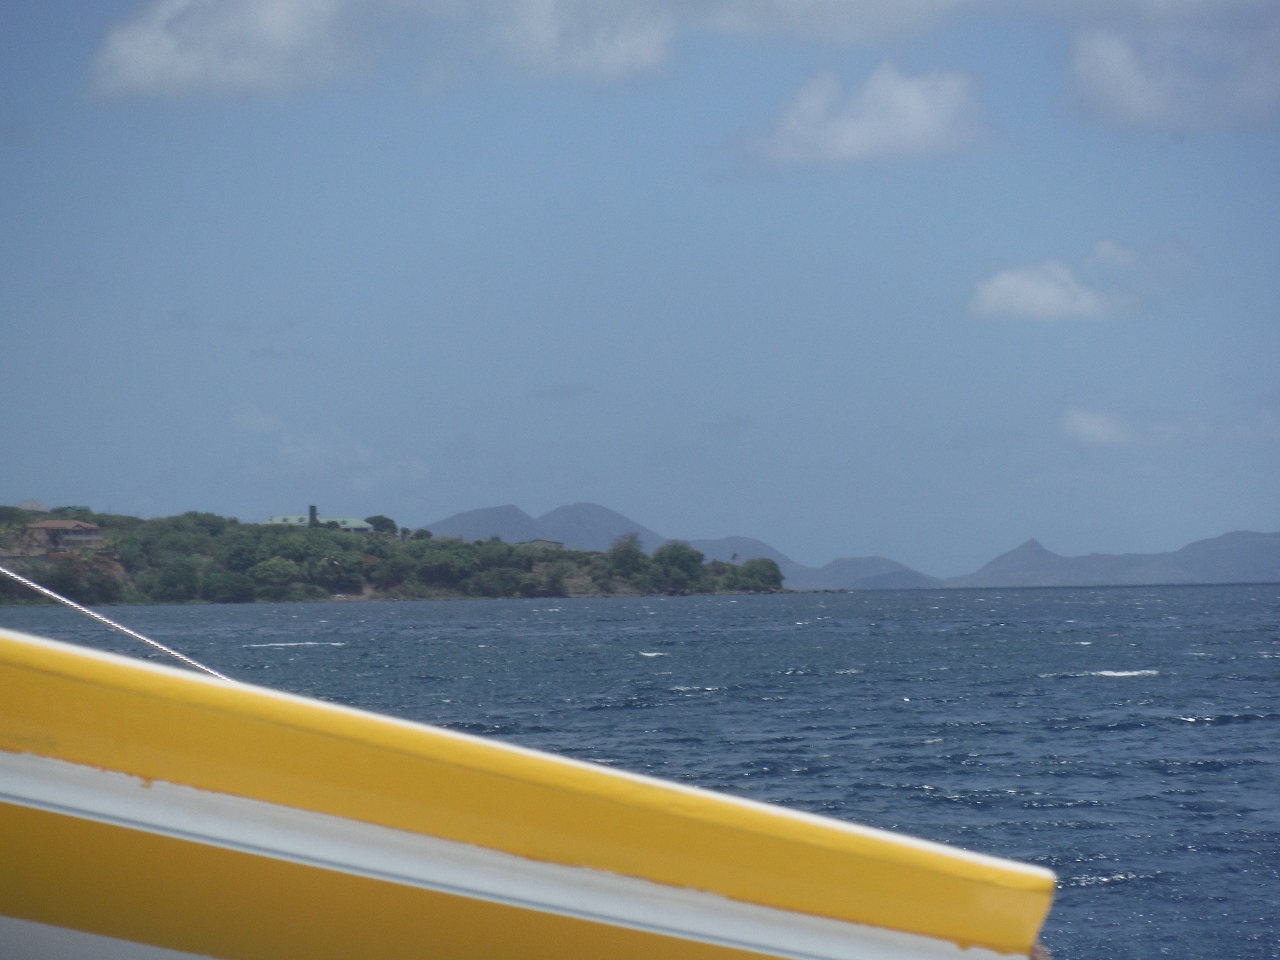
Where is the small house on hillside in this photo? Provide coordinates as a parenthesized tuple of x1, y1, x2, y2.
(24, 519, 104, 545)
(325, 518, 374, 533)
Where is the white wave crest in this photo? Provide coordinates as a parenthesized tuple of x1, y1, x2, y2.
(243, 641, 346, 648)
(1090, 669, 1159, 677)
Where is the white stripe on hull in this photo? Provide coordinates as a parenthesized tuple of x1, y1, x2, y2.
(0, 752, 1023, 960)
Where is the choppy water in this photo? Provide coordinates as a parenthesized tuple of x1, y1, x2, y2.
(6, 585, 1279, 959)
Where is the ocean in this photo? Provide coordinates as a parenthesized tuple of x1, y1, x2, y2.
(5, 585, 1278, 958)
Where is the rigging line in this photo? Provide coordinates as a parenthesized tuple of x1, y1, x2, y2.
(0, 563, 233, 682)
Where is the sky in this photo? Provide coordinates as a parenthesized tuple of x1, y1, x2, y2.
(1, 0, 1277, 576)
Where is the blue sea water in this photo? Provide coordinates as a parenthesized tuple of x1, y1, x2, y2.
(5, 585, 1278, 959)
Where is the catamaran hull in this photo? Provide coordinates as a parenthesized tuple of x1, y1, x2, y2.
(0, 627, 1054, 960)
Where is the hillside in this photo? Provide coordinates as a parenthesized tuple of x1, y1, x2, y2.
(0, 506, 782, 606)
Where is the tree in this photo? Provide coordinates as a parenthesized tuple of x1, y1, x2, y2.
(371, 554, 415, 590)
(543, 563, 569, 597)
(738, 558, 783, 591)
(201, 570, 255, 603)
(312, 554, 364, 593)
(44, 554, 124, 605)
(154, 557, 201, 602)
(219, 532, 263, 573)
(470, 568, 523, 597)
(417, 550, 477, 588)
(249, 557, 302, 599)
(365, 515, 397, 535)
(607, 533, 649, 578)
(652, 541, 705, 581)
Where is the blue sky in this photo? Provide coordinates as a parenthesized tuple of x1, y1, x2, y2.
(2, 1, 1277, 575)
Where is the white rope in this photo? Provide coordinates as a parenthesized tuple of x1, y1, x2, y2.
(0, 563, 233, 682)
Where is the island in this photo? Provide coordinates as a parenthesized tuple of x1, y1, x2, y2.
(0, 506, 783, 605)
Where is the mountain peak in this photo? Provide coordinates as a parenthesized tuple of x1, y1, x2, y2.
(971, 538, 1062, 574)
(536, 503, 666, 553)
(425, 504, 543, 543)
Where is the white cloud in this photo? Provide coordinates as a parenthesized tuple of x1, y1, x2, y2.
(94, 0, 354, 97)
(1087, 238, 1140, 270)
(89, 0, 997, 96)
(231, 404, 430, 484)
(1061, 409, 1133, 447)
(970, 261, 1108, 321)
(1072, 31, 1180, 128)
(232, 402, 282, 434)
(1059, 405, 1229, 449)
(696, 0, 980, 44)
(760, 63, 979, 164)
(497, 0, 675, 78)
(92, 0, 1280, 138)
(93, 0, 990, 97)
(1072, 13, 1280, 130)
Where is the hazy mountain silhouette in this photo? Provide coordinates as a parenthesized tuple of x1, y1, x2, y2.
(425, 504, 1280, 590)
(537, 503, 666, 553)
(947, 531, 1280, 587)
(689, 537, 940, 589)
(426, 505, 939, 589)
(425, 502, 663, 552)
(687, 537, 800, 575)
(424, 505, 546, 544)
(799, 560, 942, 591)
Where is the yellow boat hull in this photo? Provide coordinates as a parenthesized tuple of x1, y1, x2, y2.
(0, 627, 1054, 959)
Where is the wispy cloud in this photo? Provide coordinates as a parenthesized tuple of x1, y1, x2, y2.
(92, 0, 1280, 137)
(970, 261, 1108, 321)
(94, 0, 354, 98)
(93, 1, 988, 97)
(1060, 408, 1133, 447)
(1071, 13, 1280, 131)
(232, 402, 283, 434)
(497, 1, 675, 78)
(1087, 238, 1139, 271)
(1059, 407, 1225, 449)
(758, 63, 980, 164)
(968, 239, 1168, 321)
(231, 404, 430, 486)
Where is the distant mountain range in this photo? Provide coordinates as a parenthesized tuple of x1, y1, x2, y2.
(684, 537, 941, 591)
(425, 503, 667, 553)
(944, 532, 1280, 588)
(425, 503, 936, 590)
(425, 503, 1280, 590)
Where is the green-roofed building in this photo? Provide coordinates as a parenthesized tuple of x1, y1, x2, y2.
(267, 506, 373, 533)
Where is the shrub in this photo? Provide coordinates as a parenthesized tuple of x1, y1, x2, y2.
(44, 554, 124, 605)
(470, 568, 523, 597)
(154, 557, 201, 602)
(418, 551, 477, 588)
(201, 570, 255, 603)
(737, 558, 783, 592)
(249, 557, 302, 599)
(607, 533, 649, 577)
(364, 515, 397, 535)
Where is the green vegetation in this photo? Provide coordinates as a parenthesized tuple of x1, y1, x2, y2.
(0, 507, 782, 606)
